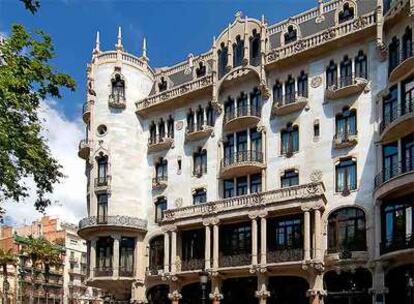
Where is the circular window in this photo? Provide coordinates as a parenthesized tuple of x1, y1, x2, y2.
(97, 124, 108, 136)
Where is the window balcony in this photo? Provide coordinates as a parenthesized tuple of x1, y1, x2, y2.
(223, 105, 261, 132)
(272, 92, 308, 116)
(94, 176, 111, 192)
(333, 132, 358, 149)
(78, 139, 92, 160)
(220, 150, 265, 179)
(389, 43, 414, 84)
(148, 136, 174, 153)
(374, 159, 414, 200)
(180, 258, 204, 272)
(379, 99, 414, 143)
(267, 247, 303, 264)
(219, 252, 251, 268)
(82, 102, 91, 123)
(185, 124, 214, 142)
(152, 176, 168, 190)
(325, 74, 368, 100)
(108, 93, 126, 109)
(380, 235, 414, 255)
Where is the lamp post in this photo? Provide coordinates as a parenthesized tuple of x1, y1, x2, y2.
(199, 271, 209, 304)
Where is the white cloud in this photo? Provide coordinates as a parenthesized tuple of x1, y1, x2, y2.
(4, 101, 86, 226)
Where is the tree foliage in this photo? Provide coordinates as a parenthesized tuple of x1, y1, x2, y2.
(0, 24, 76, 215)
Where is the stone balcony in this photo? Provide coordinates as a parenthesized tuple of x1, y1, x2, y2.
(185, 124, 214, 142)
(82, 102, 91, 123)
(325, 75, 368, 100)
(332, 132, 358, 149)
(136, 75, 213, 117)
(78, 216, 147, 239)
(379, 99, 414, 143)
(223, 106, 261, 132)
(388, 43, 414, 84)
(108, 93, 126, 109)
(163, 182, 326, 224)
(147, 136, 174, 153)
(152, 176, 168, 190)
(78, 139, 92, 160)
(220, 150, 265, 179)
(271, 93, 308, 116)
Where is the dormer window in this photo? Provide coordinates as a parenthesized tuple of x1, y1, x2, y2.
(284, 25, 297, 45)
(233, 35, 244, 67)
(111, 74, 125, 100)
(158, 77, 168, 92)
(218, 43, 228, 79)
(250, 29, 261, 66)
(196, 62, 206, 78)
(338, 3, 355, 24)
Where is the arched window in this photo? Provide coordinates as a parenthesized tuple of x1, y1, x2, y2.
(328, 207, 366, 253)
(111, 74, 125, 102)
(158, 119, 165, 140)
(187, 108, 195, 133)
(206, 102, 214, 127)
(340, 55, 353, 87)
(250, 87, 262, 116)
(236, 92, 247, 120)
(149, 121, 157, 144)
(273, 80, 283, 103)
(335, 107, 357, 140)
(193, 148, 207, 176)
(149, 236, 164, 273)
(218, 43, 228, 78)
(96, 237, 113, 276)
(297, 71, 308, 98)
(284, 25, 297, 44)
(402, 26, 413, 61)
(167, 116, 174, 138)
(326, 60, 338, 87)
(285, 75, 296, 104)
(389, 37, 400, 74)
(335, 158, 357, 194)
(233, 35, 244, 67)
(224, 96, 235, 123)
(250, 29, 261, 66)
(155, 158, 168, 183)
(338, 3, 355, 24)
(158, 77, 168, 92)
(355, 50, 367, 79)
(97, 193, 108, 224)
(96, 155, 108, 186)
(196, 62, 206, 78)
(196, 106, 204, 130)
(155, 197, 167, 223)
(281, 123, 299, 156)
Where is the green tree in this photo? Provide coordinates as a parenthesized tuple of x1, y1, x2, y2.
(0, 24, 76, 216)
(0, 248, 17, 303)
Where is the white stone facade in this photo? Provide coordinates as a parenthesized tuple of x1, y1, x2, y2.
(78, 1, 414, 303)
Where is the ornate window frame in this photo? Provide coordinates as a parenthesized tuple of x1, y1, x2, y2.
(335, 0, 357, 25)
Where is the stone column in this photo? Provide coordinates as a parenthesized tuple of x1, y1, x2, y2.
(251, 216, 258, 266)
(213, 220, 220, 269)
(314, 208, 322, 260)
(303, 208, 311, 261)
(113, 235, 120, 277)
(204, 222, 211, 269)
(164, 231, 170, 273)
(90, 239, 96, 279)
(171, 229, 177, 273)
(260, 216, 267, 265)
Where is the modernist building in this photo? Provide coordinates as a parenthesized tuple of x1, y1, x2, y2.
(77, 0, 414, 303)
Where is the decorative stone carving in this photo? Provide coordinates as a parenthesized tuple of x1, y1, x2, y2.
(175, 198, 183, 208)
(293, 40, 307, 53)
(176, 121, 183, 131)
(376, 42, 388, 62)
(168, 290, 182, 301)
(311, 76, 323, 88)
(78, 216, 147, 231)
(352, 17, 368, 30)
(255, 289, 270, 300)
(321, 28, 336, 41)
(209, 291, 224, 301)
(310, 170, 323, 182)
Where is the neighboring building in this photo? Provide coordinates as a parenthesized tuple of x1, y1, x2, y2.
(77, 0, 414, 303)
(0, 217, 102, 304)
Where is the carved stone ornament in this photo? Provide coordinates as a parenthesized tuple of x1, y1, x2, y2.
(175, 198, 183, 208)
(310, 169, 323, 182)
(184, 66, 192, 75)
(352, 17, 368, 30)
(321, 28, 336, 42)
(311, 76, 323, 88)
(168, 291, 182, 301)
(255, 289, 271, 300)
(294, 40, 307, 53)
(209, 291, 224, 301)
(176, 121, 183, 131)
(266, 50, 279, 62)
(376, 42, 388, 62)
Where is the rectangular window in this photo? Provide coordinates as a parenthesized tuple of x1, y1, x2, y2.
(250, 128, 262, 159)
(402, 133, 414, 172)
(383, 85, 398, 124)
(383, 142, 398, 181)
(250, 174, 262, 193)
(223, 179, 234, 198)
(336, 159, 357, 193)
(402, 77, 414, 115)
(193, 189, 207, 205)
(97, 194, 108, 224)
(194, 150, 207, 176)
(281, 170, 299, 188)
(220, 223, 252, 255)
(269, 217, 303, 250)
(281, 126, 299, 155)
(182, 229, 205, 261)
(155, 197, 167, 223)
(236, 176, 248, 196)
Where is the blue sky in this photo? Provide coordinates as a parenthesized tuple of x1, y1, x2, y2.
(0, 0, 316, 120)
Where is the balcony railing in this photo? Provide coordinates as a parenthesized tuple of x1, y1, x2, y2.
(380, 235, 414, 255)
(223, 105, 261, 124)
(219, 252, 251, 268)
(94, 267, 113, 277)
(326, 241, 367, 255)
(327, 73, 367, 89)
(389, 43, 414, 76)
(108, 93, 126, 109)
(163, 182, 325, 222)
(274, 91, 308, 106)
(152, 175, 168, 184)
(267, 247, 303, 263)
(148, 135, 174, 145)
(222, 150, 264, 168)
(333, 131, 358, 148)
(180, 258, 204, 271)
(380, 96, 414, 134)
(374, 158, 414, 188)
(147, 265, 163, 275)
(119, 267, 134, 277)
(94, 176, 110, 187)
(78, 216, 147, 232)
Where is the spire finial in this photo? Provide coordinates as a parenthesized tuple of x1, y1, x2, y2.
(116, 26, 123, 50)
(142, 37, 147, 58)
(94, 31, 100, 53)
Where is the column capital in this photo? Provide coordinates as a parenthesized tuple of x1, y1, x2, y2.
(248, 210, 268, 219)
(161, 225, 177, 233)
(306, 289, 327, 297)
(203, 217, 220, 226)
(209, 291, 223, 301)
(110, 234, 121, 241)
(168, 290, 182, 301)
(255, 290, 270, 299)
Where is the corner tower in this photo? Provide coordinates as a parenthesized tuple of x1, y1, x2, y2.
(78, 28, 154, 301)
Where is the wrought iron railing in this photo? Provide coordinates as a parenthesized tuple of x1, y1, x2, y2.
(224, 104, 261, 124)
(380, 235, 414, 255)
(333, 130, 358, 143)
(274, 91, 308, 106)
(219, 252, 251, 267)
(374, 158, 414, 188)
(94, 176, 110, 187)
(181, 258, 205, 271)
(79, 216, 147, 231)
(148, 134, 174, 145)
(222, 150, 264, 168)
(108, 93, 126, 108)
(267, 247, 303, 263)
(380, 92, 414, 134)
(94, 267, 113, 277)
(389, 42, 414, 74)
(146, 265, 163, 275)
(327, 73, 367, 89)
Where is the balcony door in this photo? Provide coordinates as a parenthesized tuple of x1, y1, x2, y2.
(96, 237, 113, 274)
(383, 142, 398, 181)
(224, 135, 234, 166)
(402, 134, 414, 172)
(236, 131, 248, 161)
(119, 237, 135, 276)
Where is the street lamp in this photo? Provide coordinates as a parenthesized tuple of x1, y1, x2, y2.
(199, 270, 209, 304)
